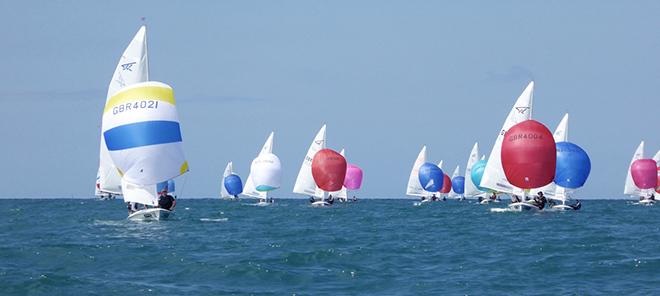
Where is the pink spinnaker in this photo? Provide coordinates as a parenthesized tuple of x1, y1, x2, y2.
(631, 159, 657, 189)
(343, 164, 363, 190)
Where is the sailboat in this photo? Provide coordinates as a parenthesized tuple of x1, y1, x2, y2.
(96, 25, 149, 200)
(539, 114, 590, 210)
(220, 161, 245, 200)
(625, 141, 657, 205)
(102, 81, 189, 220)
(293, 125, 329, 206)
(406, 146, 431, 204)
(243, 132, 281, 206)
(480, 82, 543, 211)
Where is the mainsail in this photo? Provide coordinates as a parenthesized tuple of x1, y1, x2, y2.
(624, 141, 645, 196)
(538, 113, 569, 200)
(464, 142, 481, 197)
(220, 161, 233, 198)
(448, 165, 460, 199)
(102, 81, 188, 206)
(406, 146, 428, 197)
(480, 81, 534, 194)
(97, 26, 149, 196)
(293, 125, 326, 198)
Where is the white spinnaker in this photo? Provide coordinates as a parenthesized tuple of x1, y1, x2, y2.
(624, 141, 645, 196)
(97, 26, 149, 196)
(243, 132, 274, 199)
(122, 179, 158, 206)
(102, 82, 188, 206)
(464, 142, 481, 197)
(480, 81, 534, 194)
(406, 146, 427, 197)
(330, 149, 348, 199)
(293, 125, 326, 198)
(220, 161, 233, 198)
(448, 165, 460, 199)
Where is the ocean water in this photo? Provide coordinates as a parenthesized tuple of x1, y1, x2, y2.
(0, 198, 658, 295)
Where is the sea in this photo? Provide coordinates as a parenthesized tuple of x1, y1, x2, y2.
(1, 198, 658, 295)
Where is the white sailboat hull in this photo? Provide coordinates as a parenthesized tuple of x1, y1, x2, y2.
(507, 202, 540, 212)
(638, 199, 655, 206)
(311, 201, 331, 207)
(127, 208, 173, 221)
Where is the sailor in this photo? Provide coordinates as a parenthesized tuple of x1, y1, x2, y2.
(569, 199, 581, 210)
(158, 192, 176, 210)
(327, 194, 335, 205)
(490, 192, 497, 201)
(533, 191, 547, 209)
(309, 196, 315, 203)
(421, 196, 427, 202)
(352, 196, 358, 202)
(431, 194, 438, 201)
(511, 195, 521, 203)
(442, 195, 446, 201)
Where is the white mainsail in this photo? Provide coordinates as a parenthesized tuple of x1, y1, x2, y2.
(624, 141, 645, 196)
(293, 125, 326, 198)
(220, 161, 233, 198)
(480, 81, 534, 194)
(655, 150, 660, 199)
(102, 81, 188, 206)
(538, 113, 569, 200)
(464, 142, 481, 197)
(243, 132, 274, 199)
(448, 165, 460, 199)
(406, 146, 428, 197)
(97, 25, 149, 196)
(330, 149, 348, 199)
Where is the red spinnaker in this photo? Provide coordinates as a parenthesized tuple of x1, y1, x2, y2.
(501, 120, 556, 189)
(312, 149, 347, 192)
(630, 159, 657, 190)
(440, 173, 451, 193)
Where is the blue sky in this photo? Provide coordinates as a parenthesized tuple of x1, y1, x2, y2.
(0, 1, 658, 198)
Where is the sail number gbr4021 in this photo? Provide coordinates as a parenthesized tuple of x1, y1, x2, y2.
(112, 100, 159, 115)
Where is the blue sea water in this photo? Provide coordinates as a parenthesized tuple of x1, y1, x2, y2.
(0, 198, 659, 295)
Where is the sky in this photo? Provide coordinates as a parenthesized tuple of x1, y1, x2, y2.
(0, 1, 658, 198)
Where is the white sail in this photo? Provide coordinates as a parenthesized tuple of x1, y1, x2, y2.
(97, 26, 149, 196)
(122, 179, 159, 206)
(553, 113, 569, 142)
(406, 146, 428, 197)
(330, 149, 348, 199)
(293, 125, 326, 198)
(243, 132, 275, 199)
(654, 150, 660, 162)
(624, 141, 645, 196)
(102, 81, 188, 205)
(464, 142, 481, 197)
(220, 161, 233, 198)
(538, 113, 569, 201)
(448, 165, 460, 198)
(480, 81, 534, 194)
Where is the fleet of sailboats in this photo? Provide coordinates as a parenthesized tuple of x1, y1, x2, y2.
(94, 28, 655, 220)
